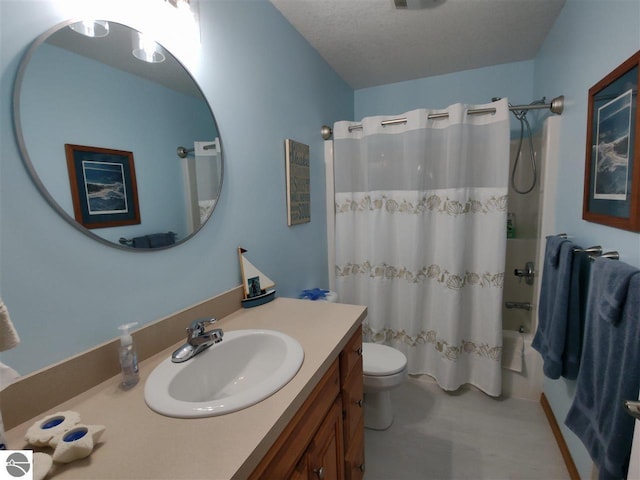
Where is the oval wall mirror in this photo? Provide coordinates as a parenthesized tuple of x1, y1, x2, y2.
(13, 20, 223, 250)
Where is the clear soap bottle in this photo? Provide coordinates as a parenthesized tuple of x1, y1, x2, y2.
(118, 322, 139, 390)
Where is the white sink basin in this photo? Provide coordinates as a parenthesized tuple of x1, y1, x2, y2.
(144, 329, 304, 418)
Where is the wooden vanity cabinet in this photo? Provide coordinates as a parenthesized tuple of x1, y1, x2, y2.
(250, 327, 364, 480)
(344, 416, 365, 480)
(288, 398, 344, 480)
(340, 326, 365, 480)
(307, 398, 344, 479)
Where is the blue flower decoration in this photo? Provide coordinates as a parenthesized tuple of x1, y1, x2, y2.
(299, 288, 329, 300)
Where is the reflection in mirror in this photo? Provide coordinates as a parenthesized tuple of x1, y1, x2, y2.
(14, 20, 222, 250)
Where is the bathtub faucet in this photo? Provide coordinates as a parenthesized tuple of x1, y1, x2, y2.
(514, 261, 535, 285)
(505, 301, 533, 311)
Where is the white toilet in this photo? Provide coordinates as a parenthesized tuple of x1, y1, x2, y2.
(310, 291, 408, 429)
(362, 342, 408, 430)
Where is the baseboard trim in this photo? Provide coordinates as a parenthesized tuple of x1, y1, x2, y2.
(540, 392, 580, 480)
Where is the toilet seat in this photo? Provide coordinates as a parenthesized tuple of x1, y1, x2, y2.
(363, 343, 407, 376)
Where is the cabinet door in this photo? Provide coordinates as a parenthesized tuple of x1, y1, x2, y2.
(307, 398, 345, 480)
(250, 362, 340, 479)
(291, 455, 310, 480)
(344, 415, 365, 480)
(341, 357, 364, 451)
(340, 326, 363, 383)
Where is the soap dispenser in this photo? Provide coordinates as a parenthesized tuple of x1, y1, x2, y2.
(118, 323, 139, 390)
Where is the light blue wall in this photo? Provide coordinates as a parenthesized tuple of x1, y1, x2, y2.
(533, 1, 640, 477)
(0, 0, 353, 374)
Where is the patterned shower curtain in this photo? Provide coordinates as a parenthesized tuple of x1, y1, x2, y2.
(333, 100, 510, 396)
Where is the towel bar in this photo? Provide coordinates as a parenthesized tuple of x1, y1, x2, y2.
(588, 251, 620, 261)
(553, 234, 620, 261)
(574, 245, 602, 255)
(624, 400, 640, 420)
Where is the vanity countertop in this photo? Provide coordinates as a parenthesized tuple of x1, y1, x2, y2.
(4, 297, 367, 480)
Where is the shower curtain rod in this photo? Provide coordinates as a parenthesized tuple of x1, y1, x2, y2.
(320, 95, 564, 140)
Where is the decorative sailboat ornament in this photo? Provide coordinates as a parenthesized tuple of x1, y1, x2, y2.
(238, 247, 276, 308)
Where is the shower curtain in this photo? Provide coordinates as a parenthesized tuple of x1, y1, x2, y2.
(333, 100, 510, 396)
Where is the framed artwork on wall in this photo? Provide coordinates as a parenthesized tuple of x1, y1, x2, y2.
(284, 139, 310, 226)
(583, 50, 640, 232)
(65, 144, 141, 229)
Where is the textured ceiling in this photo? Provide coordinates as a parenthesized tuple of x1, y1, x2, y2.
(270, 0, 566, 89)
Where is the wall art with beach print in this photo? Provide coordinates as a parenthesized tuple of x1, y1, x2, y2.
(583, 51, 640, 232)
(65, 144, 141, 229)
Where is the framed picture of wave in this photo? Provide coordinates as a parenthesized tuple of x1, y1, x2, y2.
(65, 144, 141, 229)
(583, 50, 640, 232)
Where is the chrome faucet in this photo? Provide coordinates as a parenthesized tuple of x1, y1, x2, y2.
(505, 301, 533, 311)
(171, 318, 223, 363)
(514, 261, 535, 285)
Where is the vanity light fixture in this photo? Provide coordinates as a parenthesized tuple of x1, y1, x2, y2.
(69, 19, 110, 38)
(132, 32, 165, 64)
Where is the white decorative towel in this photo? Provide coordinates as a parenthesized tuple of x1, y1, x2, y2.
(0, 362, 19, 391)
(0, 298, 20, 450)
(0, 362, 20, 449)
(502, 330, 524, 372)
(0, 410, 6, 449)
(0, 298, 19, 352)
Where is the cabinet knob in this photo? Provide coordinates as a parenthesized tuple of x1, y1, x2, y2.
(356, 347, 363, 356)
(359, 463, 366, 473)
(356, 399, 363, 408)
(314, 466, 325, 479)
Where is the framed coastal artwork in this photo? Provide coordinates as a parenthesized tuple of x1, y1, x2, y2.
(284, 139, 310, 226)
(65, 144, 141, 229)
(583, 50, 640, 232)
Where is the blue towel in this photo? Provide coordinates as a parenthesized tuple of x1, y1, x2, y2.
(132, 236, 151, 248)
(147, 233, 175, 248)
(565, 258, 640, 480)
(562, 250, 590, 380)
(532, 236, 576, 379)
(131, 233, 175, 249)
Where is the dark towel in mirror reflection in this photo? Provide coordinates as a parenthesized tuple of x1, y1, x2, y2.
(131, 232, 176, 249)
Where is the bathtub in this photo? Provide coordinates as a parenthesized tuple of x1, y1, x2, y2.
(501, 329, 543, 401)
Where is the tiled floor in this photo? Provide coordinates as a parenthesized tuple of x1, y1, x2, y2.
(364, 375, 569, 480)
